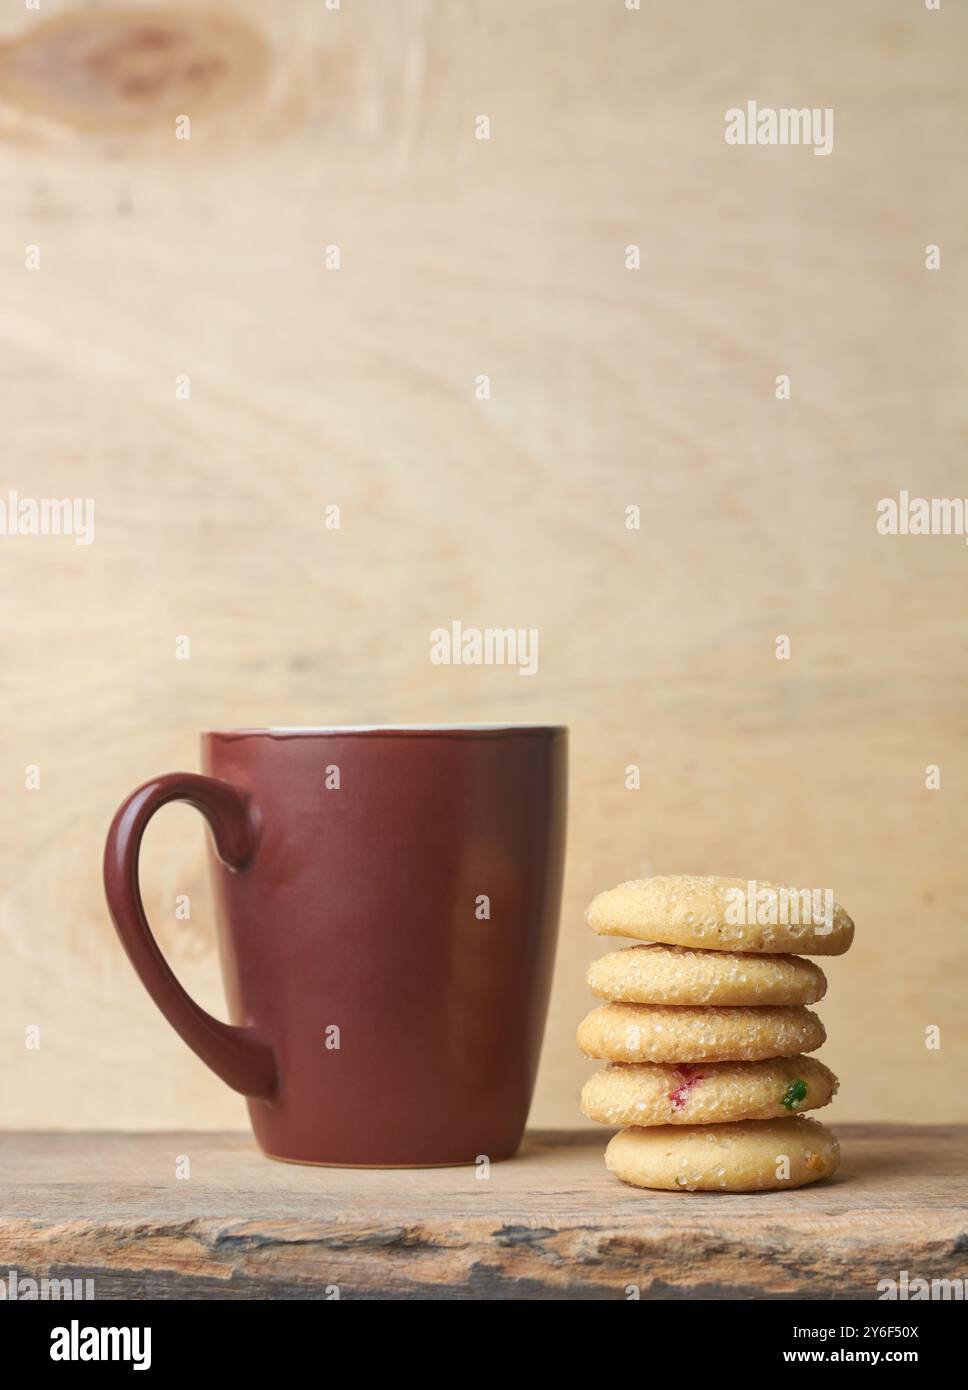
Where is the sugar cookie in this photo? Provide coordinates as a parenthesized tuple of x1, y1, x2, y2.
(586, 875, 854, 955)
(581, 1056, 837, 1127)
(587, 944, 826, 1006)
(576, 1001, 825, 1063)
(604, 1117, 840, 1192)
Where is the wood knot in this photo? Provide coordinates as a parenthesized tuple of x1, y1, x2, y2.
(0, 6, 268, 130)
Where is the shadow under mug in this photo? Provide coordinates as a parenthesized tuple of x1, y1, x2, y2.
(103, 725, 567, 1167)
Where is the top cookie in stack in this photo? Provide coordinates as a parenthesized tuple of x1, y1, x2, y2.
(578, 875, 854, 1193)
(586, 875, 854, 956)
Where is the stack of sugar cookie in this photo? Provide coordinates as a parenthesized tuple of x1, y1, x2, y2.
(577, 875, 854, 1192)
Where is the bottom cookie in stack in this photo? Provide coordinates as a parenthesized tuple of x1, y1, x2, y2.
(604, 1117, 840, 1192)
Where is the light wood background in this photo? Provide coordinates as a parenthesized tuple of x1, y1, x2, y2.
(1, 0, 965, 1132)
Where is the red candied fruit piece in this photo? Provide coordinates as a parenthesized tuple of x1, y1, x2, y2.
(669, 1064, 704, 1112)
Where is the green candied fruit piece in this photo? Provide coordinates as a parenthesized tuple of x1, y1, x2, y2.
(781, 1078, 808, 1111)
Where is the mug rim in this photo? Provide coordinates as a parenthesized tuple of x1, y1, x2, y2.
(202, 723, 567, 736)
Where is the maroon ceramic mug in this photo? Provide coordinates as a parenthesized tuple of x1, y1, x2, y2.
(104, 725, 567, 1166)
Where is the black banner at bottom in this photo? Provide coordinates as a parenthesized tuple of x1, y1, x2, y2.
(0, 1294, 958, 1373)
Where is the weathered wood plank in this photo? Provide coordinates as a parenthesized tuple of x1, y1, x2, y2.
(2, 1127, 965, 1299)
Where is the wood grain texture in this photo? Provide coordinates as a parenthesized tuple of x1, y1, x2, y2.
(2, 1127, 965, 1300)
(0, 0, 966, 1132)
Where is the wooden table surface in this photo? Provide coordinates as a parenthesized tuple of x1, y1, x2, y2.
(2, 1125, 965, 1300)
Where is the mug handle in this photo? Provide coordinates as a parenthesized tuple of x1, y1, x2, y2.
(103, 772, 277, 1100)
